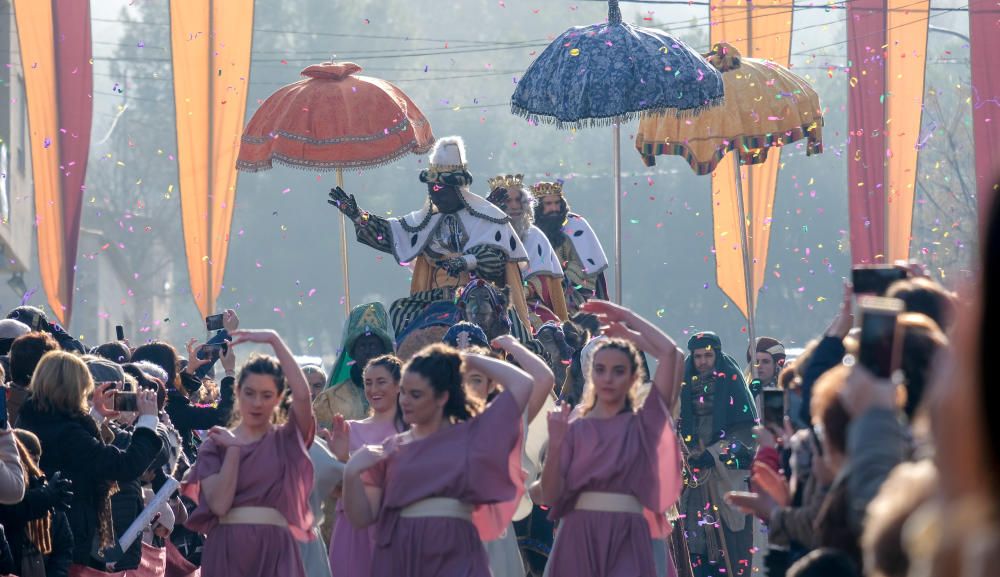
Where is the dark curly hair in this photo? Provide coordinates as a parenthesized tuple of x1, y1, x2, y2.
(131, 342, 180, 390)
(404, 344, 480, 423)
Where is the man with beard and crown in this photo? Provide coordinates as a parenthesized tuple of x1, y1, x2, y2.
(312, 302, 395, 430)
(486, 174, 570, 327)
(328, 136, 532, 330)
(532, 181, 610, 313)
(678, 331, 758, 577)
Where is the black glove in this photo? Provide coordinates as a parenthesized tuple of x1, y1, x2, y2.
(486, 187, 509, 210)
(327, 187, 361, 220)
(435, 256, 468, 277)
(719, 441, 754, 470)
(41, 472, 74, 511)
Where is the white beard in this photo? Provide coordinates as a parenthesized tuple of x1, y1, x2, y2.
(510, 212, 532, 239)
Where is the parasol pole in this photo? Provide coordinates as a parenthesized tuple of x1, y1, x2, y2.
(731, 155, 757, 379)
(612, 122, 623, 304)
(336, 169, 351, 316)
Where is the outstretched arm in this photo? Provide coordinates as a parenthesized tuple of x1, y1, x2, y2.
(231, 330, 314, 441)
(491, 335, 555, 423)
(580, 300, 685, 411)
(462, 351, 533, 414)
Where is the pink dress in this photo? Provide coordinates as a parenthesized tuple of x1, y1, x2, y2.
(328, 419, 398, 577)
(546, 387, 682, 577)
(182, 417, 315, 577)
(365, 391, 524, 577)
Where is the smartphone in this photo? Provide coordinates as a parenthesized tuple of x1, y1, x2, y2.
(115, 325, 125, 341)
(852, 265, 908, 296)
(196, 343, 226, 362)
(113, 391, 138, 412)
(205, 314, 225, 332)
(762, 389, 785, 430)
(857, 296, 905, 379)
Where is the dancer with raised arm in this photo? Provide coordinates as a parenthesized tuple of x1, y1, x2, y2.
(542, 300, 685, 577)
(341, 343, 533, 577)
(182, 330, 315, 577)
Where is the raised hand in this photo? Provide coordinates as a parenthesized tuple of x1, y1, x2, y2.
(345, 444, 387, 475)
(751, 462, 791, 507)
(486, 187, 509, 210)
(222, 308, 240, 333)
(92, 383, 120, 419)
(207, 426, 241, 449)
(328, 187, 361, 220)
(220, 342, 236, 374)
(547, 402, 572, 447)
(328, 414, 351, 462)
(229, 329, 279, 346)
(184, 338, 211, 373)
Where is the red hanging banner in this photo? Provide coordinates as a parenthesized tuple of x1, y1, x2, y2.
(847, 0, 888, 264)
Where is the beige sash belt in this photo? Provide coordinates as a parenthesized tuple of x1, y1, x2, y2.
(575, 491, 644, 514)
(219, 506, 287, 528)
(399, 497, 474, 521)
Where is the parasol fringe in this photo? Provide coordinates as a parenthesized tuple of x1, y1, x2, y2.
(636, 118, 825, 173)
(236, 142, 432, 174)
(510, 95, 726, 130)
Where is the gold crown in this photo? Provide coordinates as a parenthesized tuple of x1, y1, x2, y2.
(531, 181, 564, 198)
(487, 174, 524, 192)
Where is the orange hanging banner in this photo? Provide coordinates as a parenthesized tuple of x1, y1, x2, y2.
(170, 0, 254, 318)
(885, 0, 929, 262)
(709, 0, 793, 320)
(13, 0, 66, 324)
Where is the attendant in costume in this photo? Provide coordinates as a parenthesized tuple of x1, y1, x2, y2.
(746, 336, 785, 393)
(447, 325, 556, 577)
(542, 300, 685, 577)
(325, 355, 407, 577)
(487, 174, 569, 326)
(532, 181, 609, 312)
(182, 330, 315, 577)
(678, 331, 758, 577)
(342, 343, 535, 577)
(328, 136, 533, 328)
(313, 302, 394, 429)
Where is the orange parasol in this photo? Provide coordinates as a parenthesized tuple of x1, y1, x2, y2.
(236, 62, 435, 312)
(237, 62, 434, 171)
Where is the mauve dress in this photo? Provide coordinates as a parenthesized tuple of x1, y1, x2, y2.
(183, 416, 315, 577)
(546, 387, 683, 577)
(365, 391, 524, 577)
(328, 418, 398, 577)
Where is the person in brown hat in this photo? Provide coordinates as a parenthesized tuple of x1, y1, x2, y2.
(748, 336, 786, 391)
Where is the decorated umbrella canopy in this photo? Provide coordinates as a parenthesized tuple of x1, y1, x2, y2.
(510, 0, 724, 302)
(237, 61, 435, 313)
(634, 44, 823, 364)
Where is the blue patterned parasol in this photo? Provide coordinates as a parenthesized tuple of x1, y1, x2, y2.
(511, 0, 724, 128)
(510, 0, 724, 302)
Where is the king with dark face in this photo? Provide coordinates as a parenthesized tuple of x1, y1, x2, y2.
(327, 136, 528, 294)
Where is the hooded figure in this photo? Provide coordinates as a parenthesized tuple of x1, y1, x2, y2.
(678, 331, 758, 577)
(312, 302, 394, 430)
(327, 136, 533, 329)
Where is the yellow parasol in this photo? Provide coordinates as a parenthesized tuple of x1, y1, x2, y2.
(634, 43, 823, 363)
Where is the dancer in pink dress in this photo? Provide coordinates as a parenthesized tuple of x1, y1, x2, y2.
(542, 300, 685, 577)
(342, 343, 534, 577)
(182, 330, 315, 577)
(326, 355, 405, 577)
